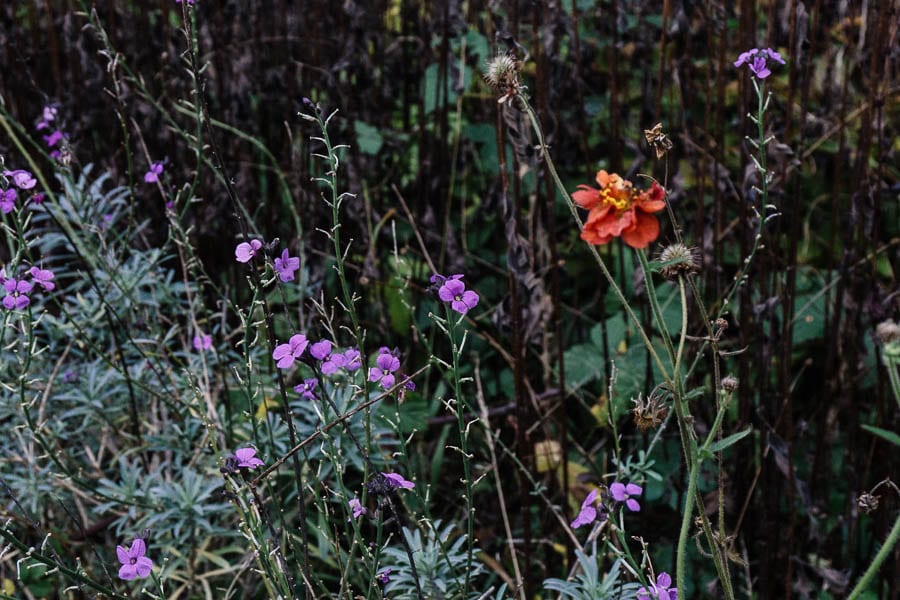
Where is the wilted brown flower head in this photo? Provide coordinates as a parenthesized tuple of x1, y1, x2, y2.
(632, 393, 667, 431)
(644, 123, 673, 159)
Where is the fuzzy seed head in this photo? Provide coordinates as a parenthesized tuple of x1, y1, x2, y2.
(658, 243, 700, 280)
(484, 55, 522, 102)
(722, 375, 739, 392)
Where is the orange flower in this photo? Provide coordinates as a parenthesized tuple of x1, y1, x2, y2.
(571, 170, 666, 249)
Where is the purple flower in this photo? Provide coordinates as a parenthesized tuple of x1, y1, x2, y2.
(293, 378, 318, 400)
(321, 352, 347, 375)
(437, 274, 479, 315)
(233, 447, 264, 469)
(734, 47, 785, 79)
(3, 170, 36, 190)
(36, 105, 57, 130)
(368, 350, 400, 389)
(43, 130, 64, 147)
(349, 497, 367, 519)
(381, 472, 415, 489)
(32, 193, 45, 205)
(272, 333, 308, 369)
(1, 189, 17, 214)
(3, 278, 33, 310)
(376, 568, 392, 585)
(28, 267, 55, 291)
(610, 481, 642, 512)
(116, 538, 153, 580)
(144, 162, 164, 183)
(274, 248, 300, 282)
(637, 572, 677, 600)
(342, 348, 362, 371)
(235, 239, 263, 263)
(193, 333, 212, 351)
(571, 488, 599, 529)
(309, 339, 332, 361)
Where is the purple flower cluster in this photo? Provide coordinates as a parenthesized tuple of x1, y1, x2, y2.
(734, 47, 785, 79)
(33, 104, 68, 160)
(637, 572, 677, 600)
(2, 266, 55, 310)
(193, 333, 212, 352)
(570, 481, 643, 530)
(144, 161, 164, 183)
(2, 168, 39, 214)
(116, 538, 153, 580)
(431, 273, 479, 315)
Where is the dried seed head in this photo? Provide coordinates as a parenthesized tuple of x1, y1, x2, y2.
(632, 393, 667, 432)
(875, 320, 900, 344)
(722, 375, 739, 393)
(658, 243, 700, 280)
(857, 492, 879, 514)
(644, 123, 674, 159)
(484, 54, 522, 103)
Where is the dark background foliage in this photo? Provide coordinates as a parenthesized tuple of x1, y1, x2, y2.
(1, 0, 898, 597)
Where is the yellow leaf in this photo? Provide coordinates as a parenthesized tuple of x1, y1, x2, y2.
(255, 397, 280, 421)
(534, 440, 562, 473)
(590, 394, 609, 427)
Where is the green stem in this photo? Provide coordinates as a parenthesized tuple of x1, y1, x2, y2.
(847, 512, 900, 599)
(636, 249, 677, 370)
(447, 312, 475, 596)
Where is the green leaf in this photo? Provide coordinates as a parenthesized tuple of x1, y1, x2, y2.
(353, 120, 383, 155)
(705, 427, 753, 454)
(861, 424, 900, 446)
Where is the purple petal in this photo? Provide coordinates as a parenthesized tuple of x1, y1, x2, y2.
(625, 498, 641, 512)
(570, 505, 596, 529)
(382, 472, 415, 489)
(118, 564, 137, 580)
(581, 488, 599, 508)
(129, 538, 146, 558)
(461, 290, 479, 309)
(657, 573, 672, 587)
(116, 545, 130, 564)
(381, 373, 396, 389)
(609, 482, 626, 501)
(368, 367, 383, 382)
(310, 340, 332, 360)
(135, 556, 153, 578)
(625, 483, 643, 496)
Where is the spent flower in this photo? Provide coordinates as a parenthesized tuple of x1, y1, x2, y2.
(381, 472, 415, 489)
